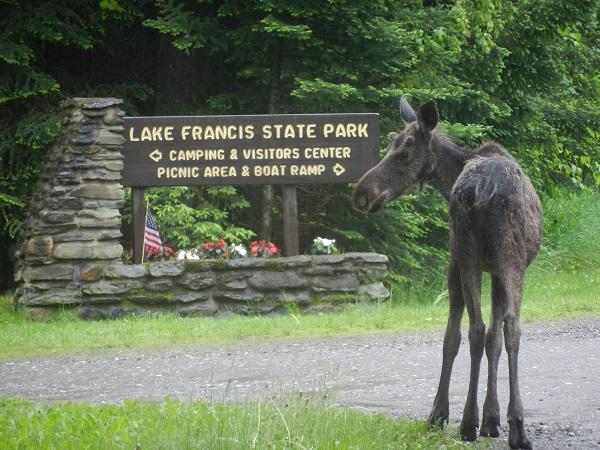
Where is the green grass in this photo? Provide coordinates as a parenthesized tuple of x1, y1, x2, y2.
(0, 396, 489, 450)
(1, 265, 599, 360)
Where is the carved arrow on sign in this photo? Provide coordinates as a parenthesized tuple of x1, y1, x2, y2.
(149, 149, 163, 162)
(333, 163, 346, 176)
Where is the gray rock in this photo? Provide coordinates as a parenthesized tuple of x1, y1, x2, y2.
(70, 183, 123, 200)
(248, 271, 307, 290)
(53, 242, 123, 260)
(215, 291, 264, 302)
(24, 289, 82, 306)
(178, 272, 216, 290)
(269, 290, 311, 305)
(146, 278, 173, 291)
(310, 273, 360, 292)
(359, 282, 390, 301)
(42, 197, 85, 210)
(53, 229, 121, 242)
(103, 109, 124, 126)
(71, 135, 95, 145)
(39, 210, 76, 224)
(126, 292, 174, 305)
(311, 255, 347, 265)
(24, 264, 74, 281)
(223, 280, 248, 290)
(63, 97, 123, 109)
(89, 150, 123, 161)
(176, 299, 218, 316)
(148, 262, 184, 277)
(175, 291, 211, 303)
(304, 265, 340, 276)
(33, 222, 78, 235)
(275, 255, 311, 268)
(82, 200, 124, 210)
(103, 264, 148, 279)
(222, 258, 269, 269)
(96, 129, 125, 146)
(103, 160, 124, 171)
(81, 280, 141, 295)
(55, 170, 79, 185)
(80, 169, 121, 181)
(345, 252, 388, 264)
(26, 236, 53, 256)
(81, 295, 122, 305)
(78, 216, 121, 229)
(63, 156, 103, 170)
(79, 263, 104, 281)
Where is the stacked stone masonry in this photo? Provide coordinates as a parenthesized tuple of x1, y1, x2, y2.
(14, 98, 389, 319)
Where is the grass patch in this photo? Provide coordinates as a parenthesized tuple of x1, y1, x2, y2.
(0, 396, 489, 449)
(1, 265, 599, 360)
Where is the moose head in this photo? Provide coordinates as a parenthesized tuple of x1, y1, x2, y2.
(353, 97, 439, 212)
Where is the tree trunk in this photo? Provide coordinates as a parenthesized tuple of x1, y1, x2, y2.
(259, 39, 281, 241)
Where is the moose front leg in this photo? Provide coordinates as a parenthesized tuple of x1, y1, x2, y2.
(428, 260, 464, 427)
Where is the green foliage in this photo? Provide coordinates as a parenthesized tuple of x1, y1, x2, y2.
(122, 186, 254, 250)
(538, 189, 600, 271)
(2, 0, 600, 291)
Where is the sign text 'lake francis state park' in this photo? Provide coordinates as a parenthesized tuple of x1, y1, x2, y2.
(122, 113, 379, 187)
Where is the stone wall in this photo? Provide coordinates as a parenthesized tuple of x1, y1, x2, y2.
(78, 253, 389, 319)
(13, 98, 390, 319)
(14, 98, 125, 315)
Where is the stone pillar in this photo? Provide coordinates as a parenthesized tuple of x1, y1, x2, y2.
(14, 98, 125, 316)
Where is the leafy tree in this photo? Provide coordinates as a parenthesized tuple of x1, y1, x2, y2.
(1, 0, 599, 293)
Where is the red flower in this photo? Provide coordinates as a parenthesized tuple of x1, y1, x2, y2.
(269, 247, 278, 254)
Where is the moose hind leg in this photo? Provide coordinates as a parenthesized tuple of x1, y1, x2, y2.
(503, 271, 532, 449)
(481, 275, 506, 438)
(459, 264, 485, 442)
(428, 260, 464, 427)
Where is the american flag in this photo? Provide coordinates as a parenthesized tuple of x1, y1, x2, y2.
(144, 208, 163, 249)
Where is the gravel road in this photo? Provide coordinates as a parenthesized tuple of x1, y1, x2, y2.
(1, 319, 599, 449)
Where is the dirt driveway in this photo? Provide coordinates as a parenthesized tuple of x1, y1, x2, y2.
(1, 319, 599, 449)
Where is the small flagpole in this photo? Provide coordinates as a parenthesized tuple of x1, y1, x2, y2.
(140, 199, 149, 264)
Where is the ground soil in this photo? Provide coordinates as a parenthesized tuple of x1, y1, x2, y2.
(1, 318, 598, 449)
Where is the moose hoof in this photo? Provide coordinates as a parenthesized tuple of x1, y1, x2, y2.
(508, 416, 532, 449)
(480, 415, 500, 438)
(459, 420, 479, 442)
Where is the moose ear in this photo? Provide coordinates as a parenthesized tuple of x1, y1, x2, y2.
(417, 99, 438, 133)
(387, 131, 399, 142)
(400, 96, 417, 123)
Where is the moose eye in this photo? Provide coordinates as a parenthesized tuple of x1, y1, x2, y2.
(397, 150, 409, 159)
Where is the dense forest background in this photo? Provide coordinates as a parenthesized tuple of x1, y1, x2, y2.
(1, 0, 599, 291)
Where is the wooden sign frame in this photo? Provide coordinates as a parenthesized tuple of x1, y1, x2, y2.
(123, 113, 380, 262)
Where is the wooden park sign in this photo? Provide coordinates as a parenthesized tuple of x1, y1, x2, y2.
(123, 113, 379, 186)
(122, 113, 379, 261)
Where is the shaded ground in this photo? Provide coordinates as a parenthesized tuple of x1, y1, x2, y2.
(1, 319, 599, 449)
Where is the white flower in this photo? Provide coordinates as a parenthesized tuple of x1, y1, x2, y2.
(177, 250, 199, 260)
(232, 244, 247, 257)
